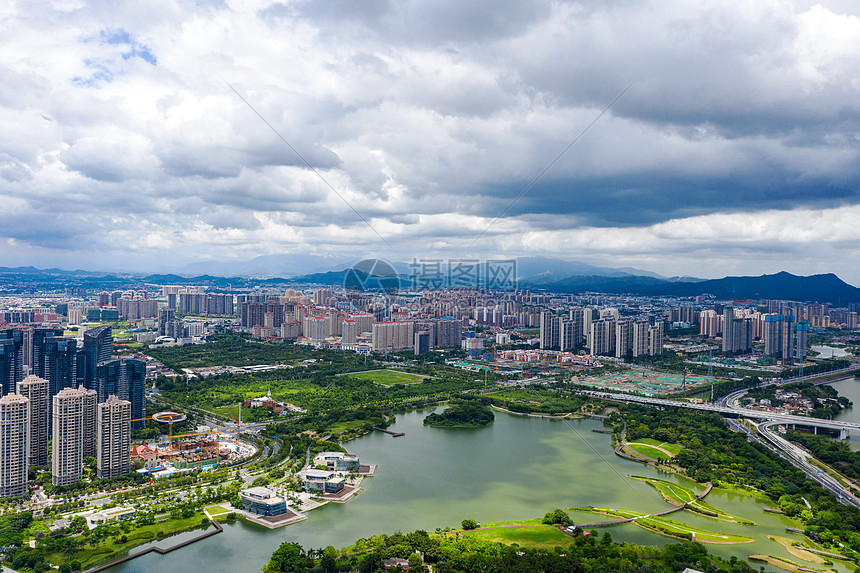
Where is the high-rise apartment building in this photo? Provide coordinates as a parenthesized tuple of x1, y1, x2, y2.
(762, 314, 782, 357)
(52, 387, 86, 486)
(76, 325, 112, 390)
(588, 319, 616, 356)
(795, 320, 809, 363)
(558, 318, 581, 351)
(16, 375, 48, 467)
(96, 396, 131, 479)
(648, 322, 664, 356)
(780, 307, 796, 365)
(0, 393, 29, 498)
(95, 359, 145, 429)
(539, 311, 559, 350)
(81, 386, 97, 459)
(615, 319, 634, 359)
(0, 329, 25, 395)
(632, 321, 650, 357)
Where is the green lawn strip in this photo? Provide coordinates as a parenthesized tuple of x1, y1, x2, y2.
(458, 525, 572, 550)
(632, 438, 684, 457)
(630, 476, 697, 504)
(631, 476, 754, 524)
(587, 507, 752, 544)
(47, 511, 211, 569)
(767, 536, 830, 565)
(748, 554, 829, 573)
(348, 370, 428, 385)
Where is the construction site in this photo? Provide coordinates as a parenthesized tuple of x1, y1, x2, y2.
(130, 411, 255, 478)
(455, 349, 719, 396)
(575, 369, 718, 396)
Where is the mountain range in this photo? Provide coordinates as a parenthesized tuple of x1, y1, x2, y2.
(2, 261, 859, 304)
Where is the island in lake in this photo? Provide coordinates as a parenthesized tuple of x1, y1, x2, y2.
(424, 399, 495, 428)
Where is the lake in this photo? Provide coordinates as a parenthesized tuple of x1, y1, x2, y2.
(106, 409, 851, 573)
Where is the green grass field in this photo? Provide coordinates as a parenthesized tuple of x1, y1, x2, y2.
(627, 438, 683, 458)
(205, 506, 232, 517)
(627, 443, 666, 460)
(458, 526, 571, 549)
(347, 370, 427, 385)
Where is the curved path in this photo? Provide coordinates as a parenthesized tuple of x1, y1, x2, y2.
(613, 422, 655, 464)
(574, 482, 712, 529)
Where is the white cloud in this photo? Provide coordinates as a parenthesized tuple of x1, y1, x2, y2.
(0, 0, 859, 283)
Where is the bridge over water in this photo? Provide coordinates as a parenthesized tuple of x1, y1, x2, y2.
(582, 389, 860, 439)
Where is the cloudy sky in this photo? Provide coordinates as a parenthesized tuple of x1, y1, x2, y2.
(2, 0, 860, 282)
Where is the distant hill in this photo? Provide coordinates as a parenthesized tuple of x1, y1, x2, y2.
(655, 271, 860, 304)
(522, 271, 860, 304)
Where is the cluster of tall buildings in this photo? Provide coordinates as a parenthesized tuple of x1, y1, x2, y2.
(1, 375, 131, 497)
(698, 306, 810, 361)
(539, 309, 664, 359)
(0, 326, 143, 497)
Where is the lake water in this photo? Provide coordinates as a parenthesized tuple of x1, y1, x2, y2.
(832, 376, 860, 451)
(812, 345, 851, 358)
(106, 409, 852, 573)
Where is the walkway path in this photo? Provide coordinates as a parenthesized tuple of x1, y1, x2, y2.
(574, 482, 713, 529)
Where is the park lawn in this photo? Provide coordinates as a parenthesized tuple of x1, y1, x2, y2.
(633, 438, 684, 457)
(458, 526, 571, 549)
(713, 481, 772, 501)
(348, 370, 427, 385)
(627, 443, 667, 460)
(205, 505, 233, 517)
(47, 512, 210, 570)
(326, 419, 370, 434)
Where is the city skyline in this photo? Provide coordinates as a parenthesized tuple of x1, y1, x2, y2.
(2, 1, 860, 281)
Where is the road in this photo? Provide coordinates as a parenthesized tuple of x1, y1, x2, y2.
(756, 421, 860, 509)
(581, 368, 860, 509)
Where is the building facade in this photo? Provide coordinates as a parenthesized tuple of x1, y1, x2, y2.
(16, 375, 48, 467)
(96, 396, 131, 479)
(0, 393, 29, 498)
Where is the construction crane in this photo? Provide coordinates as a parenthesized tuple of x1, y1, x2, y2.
(130, 411, 187, 443)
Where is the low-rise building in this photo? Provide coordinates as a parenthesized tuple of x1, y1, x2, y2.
(313, 451, 360, 471)
(300, 468, 346, 494)
(239, 486, 288, 517)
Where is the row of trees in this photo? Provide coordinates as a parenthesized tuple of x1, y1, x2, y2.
(265, 527, 759, 573)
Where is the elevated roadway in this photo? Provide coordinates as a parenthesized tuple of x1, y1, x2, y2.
(582, 387, 860, 439)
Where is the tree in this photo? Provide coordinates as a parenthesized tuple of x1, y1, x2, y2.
(542, 509, 572, 526)
(359, 552, 382, 573)
(264, 542, 309, 573)
(461, 519, 478, 530)
(408, 553, 426, 572)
